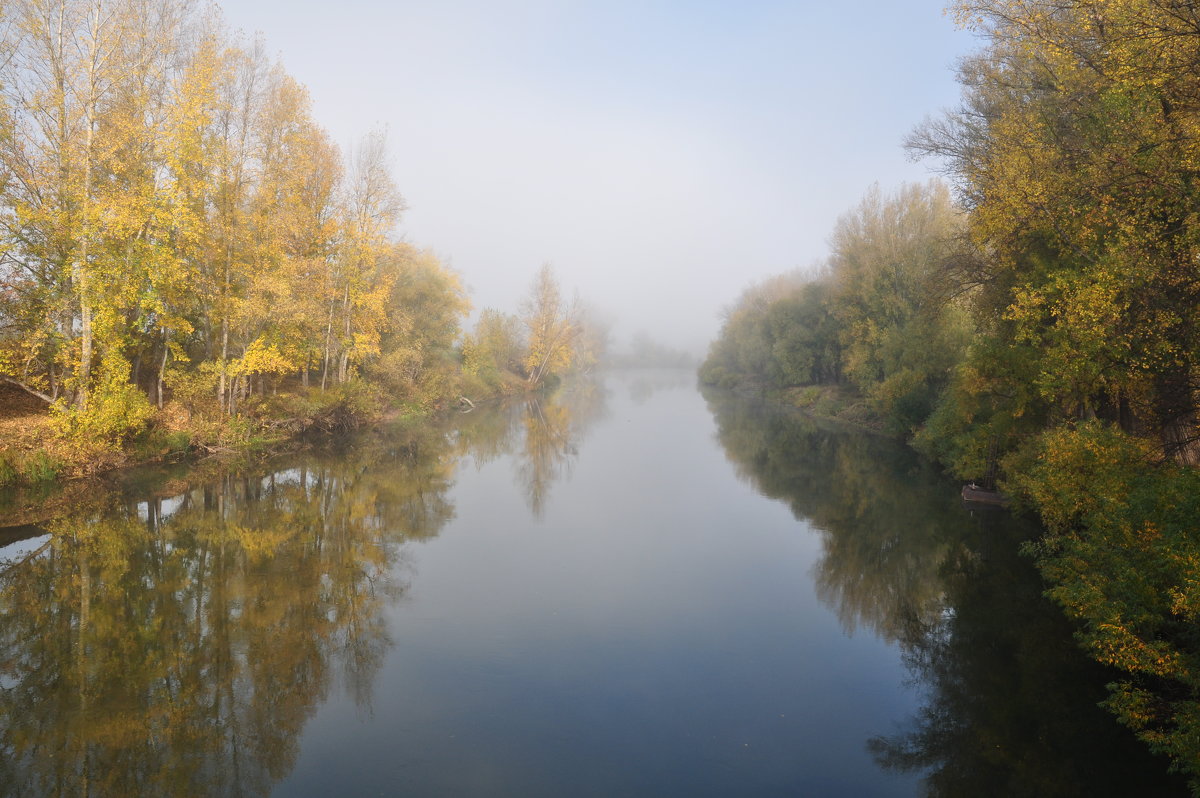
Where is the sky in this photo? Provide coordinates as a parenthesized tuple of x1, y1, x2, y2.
(218, 1, 976, 354)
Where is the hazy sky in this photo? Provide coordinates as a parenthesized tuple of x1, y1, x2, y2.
(219, 1, 974, 353)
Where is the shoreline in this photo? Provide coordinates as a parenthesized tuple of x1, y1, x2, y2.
(0, 382, 540, 529)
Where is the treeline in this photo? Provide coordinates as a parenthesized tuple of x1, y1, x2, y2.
(701, 181, 969, 438)
(0, 1, 593, 456)
(703, 0, 1200, 787)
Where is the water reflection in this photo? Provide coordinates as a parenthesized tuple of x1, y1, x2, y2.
(5, 380, 1181, 797)
(702, 387, 1186, 796)
(0, 423, 457, 798)
(517, 380, 607, 518)
(453, 379, 608, 517)
(624, 368, 695, 405)
(0, 385, 609, 797)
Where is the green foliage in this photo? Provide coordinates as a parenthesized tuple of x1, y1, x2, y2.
(0, 453, 17, 487)
(907, 3, 1200, 777)
(697, 0, 1200, 784)
(1007, 422, 1154, 534)
(129, 428, 192, 461)
(828, 182, 970, 435)
(21, 450, 64, 483)
(0, 447, 65, 486)
(701, 182, 969, 441)
(699, 272, 816, 390)
(697, 360, 739, 390)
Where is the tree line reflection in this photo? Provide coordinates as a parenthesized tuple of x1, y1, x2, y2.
(702, 387, 1186, 797)
(454, 378, 607, 518)
(0, 383, 605, 797)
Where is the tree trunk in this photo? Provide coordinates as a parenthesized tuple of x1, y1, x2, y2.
(157, 332, 169, 409)
(1156, 366, 1200, 466)
(218, 314, 229, 411)
(321, 301, 334, 390)
(0, 377, 53, 404)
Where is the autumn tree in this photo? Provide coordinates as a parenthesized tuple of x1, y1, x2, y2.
(319, 129, 404, 388)
(365, 244, 468, 406)
(521, 264, 580, 388)
(0, 0, 482, 453)
(829, 181, 971, 433)
(464, 308, 524, 375)
(912, 0, 1200, 464)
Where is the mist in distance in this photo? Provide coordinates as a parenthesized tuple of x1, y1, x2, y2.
(222, 0, 973, 355)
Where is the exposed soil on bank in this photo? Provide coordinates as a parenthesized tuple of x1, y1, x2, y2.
(0, 381, 54, 448)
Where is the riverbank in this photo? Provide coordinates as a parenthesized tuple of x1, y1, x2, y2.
(0, 383, 396, 523)
(0, 373, 544, 527)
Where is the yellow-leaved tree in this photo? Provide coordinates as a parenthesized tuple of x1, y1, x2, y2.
(521, 264, 581, 388)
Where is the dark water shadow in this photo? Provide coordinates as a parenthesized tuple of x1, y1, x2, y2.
(703, 386, 1187, 796)
(0, 419, 464, 797)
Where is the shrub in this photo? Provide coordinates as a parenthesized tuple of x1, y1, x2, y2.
(52, 374, 155, 450)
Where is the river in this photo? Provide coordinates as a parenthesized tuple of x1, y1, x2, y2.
(0, 370, 1184, 796)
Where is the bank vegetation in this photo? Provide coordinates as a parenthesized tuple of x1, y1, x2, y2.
(0, 1, 598, 487)
(701, 1, 1200, 789)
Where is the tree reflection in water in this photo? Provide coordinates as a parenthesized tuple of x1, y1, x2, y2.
(515, 379, 607, 518)
(0, 422, 459, 798)
(449, 378, 608, 519)
(0, 385, 612, 797)
(703, 387, 1186, 796)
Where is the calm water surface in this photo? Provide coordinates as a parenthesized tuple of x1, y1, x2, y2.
(0, 371, 1183, 796)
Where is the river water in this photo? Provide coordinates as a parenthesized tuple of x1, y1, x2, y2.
(0, 371, 1184, 796)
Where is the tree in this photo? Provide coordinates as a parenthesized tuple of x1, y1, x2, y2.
(462, 307, 525, 393)
(912, 0, 1200, 464)
(366, 244, 469, 406)
(0, 0, 185, 411)
(828, 181, 970, 433)
(324, 128, 404, 387)
(906, 2, 1200, 785)
(521, 264, 580, 387)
